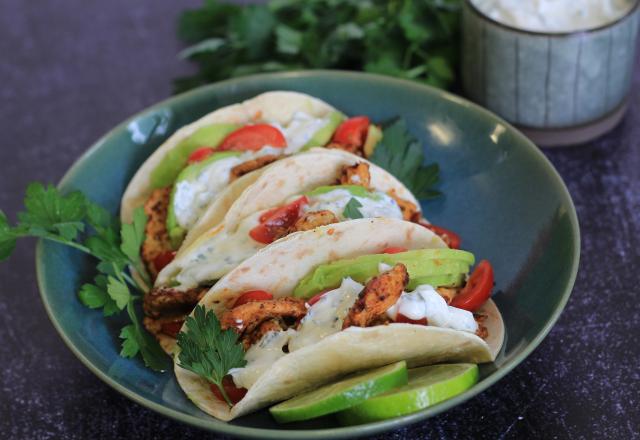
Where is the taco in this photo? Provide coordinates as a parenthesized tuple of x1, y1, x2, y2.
(120, 91, 348, 283)
(143, 149, 436, 352)
(173, 218, 504, 421)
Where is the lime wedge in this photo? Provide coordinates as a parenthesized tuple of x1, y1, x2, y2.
(269, 361, 408, 423)
(338, 363, 479, 425)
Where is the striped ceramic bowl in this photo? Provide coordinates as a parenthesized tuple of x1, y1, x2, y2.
(462, 0, 640, 146)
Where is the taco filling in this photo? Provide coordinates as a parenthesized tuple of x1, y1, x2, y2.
(201, 248, 493, 402)
(140, 111, 345, 279)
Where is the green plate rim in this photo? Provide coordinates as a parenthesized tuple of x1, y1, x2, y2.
(35, 70, 580, 439)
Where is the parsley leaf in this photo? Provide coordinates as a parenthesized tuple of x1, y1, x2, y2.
(370, 119, 441, 200)
(174, 0, 462, 93)
(0, 211, 17, 261)
(121, 302, 170, 371)
(343, 198, 364, 219)
(78, 275, 119, 317)
(107, 276, 131, 310)
(177, 305, 246, 406)
(120, 207, 150, 286)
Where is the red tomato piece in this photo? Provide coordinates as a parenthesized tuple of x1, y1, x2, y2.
(234, 290, 273, 307)
(249, 196, 309, 244)
(382, 247, 408, 254)
(160, 320, 184, 338)
(187, 147, 216, 164)
(218, 124, 287, 151)
(450, 260, 494, 312)
(307, 289, 333, 306)
(395, 313, 428, 325)
(153, 251, 176, 272)
(210, 376, 248, 405)
(332, 116, 370, 147)
(423, 224, 461, 249)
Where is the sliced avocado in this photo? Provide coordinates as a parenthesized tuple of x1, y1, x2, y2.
(407, 273, 465, 290)
(150, 123, 240, 189)
(363, 124, 382, 158)
(166, 151, 243, 248)
(293, 248, 475, 298)
(301, 111, 346, 151)
(305, 184, 377, 199)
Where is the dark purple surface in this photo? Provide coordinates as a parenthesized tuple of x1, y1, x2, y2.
(1, 1, 639, 439)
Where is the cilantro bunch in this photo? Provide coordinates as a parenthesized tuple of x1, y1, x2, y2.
(174, 0, 462, 93)
(0, 183, 169, 371)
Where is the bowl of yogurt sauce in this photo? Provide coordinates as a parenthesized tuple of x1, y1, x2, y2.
(462, 0, 640, 146)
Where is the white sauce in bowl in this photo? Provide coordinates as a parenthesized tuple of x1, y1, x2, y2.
(471, 0, 635, 33)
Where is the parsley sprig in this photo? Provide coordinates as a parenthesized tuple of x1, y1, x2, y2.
(370, 119, 441, 199)
(174, 0, 462, 93)
(343, 198, 364, 219)
(0, 183, 168, 371)
(177, 305, 246, 406)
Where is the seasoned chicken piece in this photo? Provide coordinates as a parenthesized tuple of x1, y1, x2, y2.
(288, 210, 339, 234)
(141, 187, 173, 279)
(229, 155, 280, 182)
(240, 318, 285, 349)
(342, 263, 409, 329)
(339, 162, 371, 187)
(327, 142, 363, 157)
(474, 313, 488, 339)
(143, 286, 208, 319)
(221, 297, 307, 338)
(436, 287, 459, 304)
(387, 189, 419, 221)
(143, 315, 185, 339)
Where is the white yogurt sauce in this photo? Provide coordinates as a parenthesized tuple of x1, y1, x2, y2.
(288, 278, 363, 352)
(471, 0, 634, 32)
(276, 111, 331, 153)
(386, 284, 478, 333)
(229, 329, 296, 389)
(302, 189, 403, 220)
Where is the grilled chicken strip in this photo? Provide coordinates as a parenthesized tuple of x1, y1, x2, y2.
(343, 263, 409, 329)
(221, 297, 307, 341)
(141, 187, 173, 279)
(288, 210, 339, 234)
(387, 189, 419, 221)
(143, 286, 208, 319)
(340, 163, 371, 187)
(229, 155, 280, 182)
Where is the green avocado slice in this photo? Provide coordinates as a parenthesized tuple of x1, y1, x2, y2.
(293, 249, 475, 298)
(305, 184, 378, 199)
(363, 124, 382, 157)
(166, 151, 243, 248)
(300, 111, 345, 151)
(150, 123, 240, 189)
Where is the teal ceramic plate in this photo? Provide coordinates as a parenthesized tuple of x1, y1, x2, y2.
(36, 71, 579, 438)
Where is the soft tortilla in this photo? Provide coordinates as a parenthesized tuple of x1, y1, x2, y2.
(120, 91, 338, 224)
(174, 219, 505, 421)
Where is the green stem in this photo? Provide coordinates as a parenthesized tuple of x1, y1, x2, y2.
(214, 380, 233, 407)
(40, 235, 93, 255)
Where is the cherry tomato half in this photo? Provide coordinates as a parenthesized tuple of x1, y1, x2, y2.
(153, 251, 176, 272)
(249, 196, 309, 244)
(210, 376, 248, 405)
(187, 147, 216, 164)
(218, 124, 287, 151)
(395, 313, 428, 325)
(450, 260, 494, 312)
(160, 320, 184, 338)
(423, 224, 461, 249)
(382, 247, 408, 254)
(234, 290, 273, 307)
(332, 116, 370, 147)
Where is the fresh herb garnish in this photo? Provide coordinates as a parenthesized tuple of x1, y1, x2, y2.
(177, 305, 247, 406)
(370, 119, 441, 200)
(343, 198, 364, 219)
(0, 183, 168, 371)
(174, 0, 462, 93)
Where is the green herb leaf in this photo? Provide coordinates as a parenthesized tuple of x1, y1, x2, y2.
(370, 119, 441, 199)
(343, 198, 364, 219)
(107, 276, 131, 310)
(0, 211, 17, 261)
(122, 302, 170, 371)
(177, 305, 246, 406)
(78, 275, 119, 316)
(119, 325, 141, 358)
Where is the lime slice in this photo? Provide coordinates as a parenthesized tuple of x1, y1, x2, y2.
(269, 361, 408, 423)
(337, 363, 479, 425)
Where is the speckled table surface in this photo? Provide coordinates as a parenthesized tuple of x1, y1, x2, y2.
(1, 1, 639, 439)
